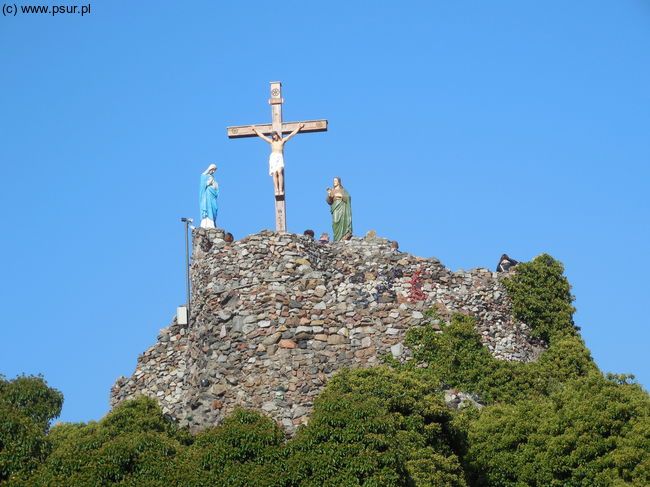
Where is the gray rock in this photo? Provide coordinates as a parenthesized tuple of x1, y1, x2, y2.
(390, 343, 404, 358)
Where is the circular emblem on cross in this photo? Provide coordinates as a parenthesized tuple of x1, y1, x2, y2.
(271, 88, 280, 97)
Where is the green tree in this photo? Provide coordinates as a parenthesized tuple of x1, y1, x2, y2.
(465, 375, 650, 486)
(502, 253, 577, 341)
(20, 396, 189, 486)
(280, 368, 467, 486)
(172, 408, 284, 486)
(0, 374, 62, 483)
(403, 253, 596, 404)
(404, 314, 596, 404)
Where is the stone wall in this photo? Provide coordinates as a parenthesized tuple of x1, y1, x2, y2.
(111, 229, 544, 434)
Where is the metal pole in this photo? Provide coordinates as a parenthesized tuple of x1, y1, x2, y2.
(185, 220, 191, 317)
(181, 218, 193, 325)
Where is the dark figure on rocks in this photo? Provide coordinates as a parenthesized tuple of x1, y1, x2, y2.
(303, 229, 315, 240)
(496, 254, 519, 272)
(224, 232, 234, 244)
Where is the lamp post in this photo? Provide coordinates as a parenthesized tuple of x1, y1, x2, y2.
(180, 217, 193, 325)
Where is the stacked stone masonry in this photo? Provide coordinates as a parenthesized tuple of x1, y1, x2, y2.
(111, 229, 545, 434)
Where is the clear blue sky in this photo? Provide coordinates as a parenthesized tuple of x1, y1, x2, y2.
(1, 1, 648, 423)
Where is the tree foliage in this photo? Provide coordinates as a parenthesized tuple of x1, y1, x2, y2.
(15, 396, 189, 486)
(400, 253, 649, 486)
(502, 253, 578, 341)
(171, 408, 285, 486)
(280, 368, 466, 486)
(465, 375, 650, 486)
(12, 371, 467, 487)
(0, 375, 62, 483)
(404, 314, 597, 404)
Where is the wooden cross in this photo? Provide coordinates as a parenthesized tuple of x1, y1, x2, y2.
(227, 81, 328, 233)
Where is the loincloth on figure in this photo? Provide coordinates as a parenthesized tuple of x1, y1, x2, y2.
(269, 152, 284, 175)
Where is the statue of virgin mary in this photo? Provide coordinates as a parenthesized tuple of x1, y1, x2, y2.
(199, 164, 219, 228)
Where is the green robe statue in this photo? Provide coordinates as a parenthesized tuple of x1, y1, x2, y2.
(326, 178, 353, 241)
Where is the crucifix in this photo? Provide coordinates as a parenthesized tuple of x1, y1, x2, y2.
(227, 81, 328, 233)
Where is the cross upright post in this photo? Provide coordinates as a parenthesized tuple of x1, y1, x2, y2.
(269, 81, 286, 232)
(270, 81, 283, 135)
(227, 82, 327, 233)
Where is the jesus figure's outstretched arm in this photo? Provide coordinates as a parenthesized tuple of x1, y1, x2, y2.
(251, 126, 273, 144)
(282, 123, 305, 143)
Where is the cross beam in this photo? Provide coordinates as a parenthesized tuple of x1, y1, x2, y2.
(227, 120, 327, 139)
(226, 81, 327, 233)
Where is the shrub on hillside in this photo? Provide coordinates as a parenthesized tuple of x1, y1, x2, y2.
(403, 253, 595, 404)
(465, 374, 650, 486)
(18, 396, 188, 486)
(169, 368, 467, 486)
(280, 367, 467, 486)
(0, 375, 62, 483)
(502, 253, 577, 341)
(171, 409, 284, 486)
(0, 375, 63, 428)
(404, 314, 597, 404)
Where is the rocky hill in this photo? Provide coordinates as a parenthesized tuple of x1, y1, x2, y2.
(111, 229, 544, 433)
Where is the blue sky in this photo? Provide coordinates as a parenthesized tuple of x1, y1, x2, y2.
(1, 1, 648, 423)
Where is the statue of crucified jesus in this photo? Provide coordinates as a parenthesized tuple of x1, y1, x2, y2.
(251, 123, 305, 195)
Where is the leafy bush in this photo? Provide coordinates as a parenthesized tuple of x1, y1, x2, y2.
(18, 396, 188, 486)
(171, 368, 467, 486)
(465, 374, 650, 486)
(405, 314, 597, 404)
(0, 375, 62, 482)
(402, 253, 648, 486)
(280, 367, 467, 486)
(404, 253, 596, 404)
(171, 409, 284, 486)
(0, 403, 50, 483)
(502, 253, 577, 341)
(0, 375, 63, 428)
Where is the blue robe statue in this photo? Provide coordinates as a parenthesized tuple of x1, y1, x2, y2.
(199, 164, 219, 228)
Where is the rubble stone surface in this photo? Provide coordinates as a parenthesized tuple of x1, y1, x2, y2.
(111, 229, 544, 434)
